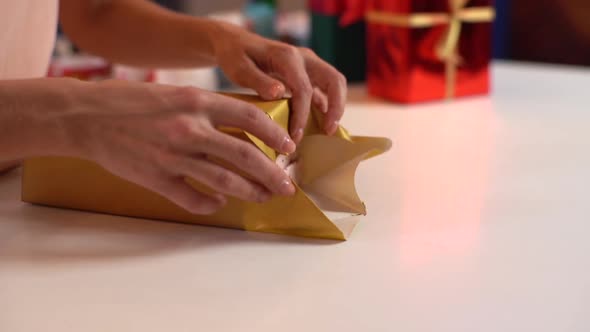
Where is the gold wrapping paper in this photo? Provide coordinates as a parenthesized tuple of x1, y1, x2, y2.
(21, 93, 391, 240)
(366, 0, 495, 99)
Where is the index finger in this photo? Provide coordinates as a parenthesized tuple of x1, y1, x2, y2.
(302, 50, 347, 135)
(195, 91, 296, 155)
(269, 46, 313, 144)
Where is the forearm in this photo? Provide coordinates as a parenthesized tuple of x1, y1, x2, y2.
(0, 78, 80, 162)
(59, 0, 220, 68)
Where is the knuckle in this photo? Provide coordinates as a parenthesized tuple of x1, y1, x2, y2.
(175, 86, 205, 110)
(237, 144, 255, 166)
(214, 170, 233, 190)
(169, 114, 211, 145)
(243, 106, 261, 125)
(274, 44, 299, 59)
(299, 81, 313, 96)
(190, 122, 211, 144)
(299, 47, 316, 59)
(233, 57, 251, 76)
(154, 150, 178, 170)
(169, 115, 194, 140)
(153, 149, 168, 164)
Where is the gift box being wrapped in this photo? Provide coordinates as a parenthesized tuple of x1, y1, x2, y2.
(366, 0, 495, 103)
(21, 94, 391, 241)
(309, 0, 367, 82)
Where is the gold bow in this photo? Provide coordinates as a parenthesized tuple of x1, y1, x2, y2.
(366, 0, 495, 99)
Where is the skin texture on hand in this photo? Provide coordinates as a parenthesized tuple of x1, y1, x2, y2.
(59, 0, 347, 143)
(211, 22, 348, 143)
(1, 78, 297, 214)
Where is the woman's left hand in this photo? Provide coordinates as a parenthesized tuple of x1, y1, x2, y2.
(210, 22, 347, 144)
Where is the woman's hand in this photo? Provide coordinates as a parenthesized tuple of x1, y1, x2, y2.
(58, 0, 347, 144)
(210, 22, 348, 143)
(59, 80, 297, 214)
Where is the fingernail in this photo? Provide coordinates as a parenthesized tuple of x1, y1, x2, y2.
(292, 128, 304, 144)
(327, 121, 339, 135)
(270, 83, 283, 99)
(281, 136, 296, 154)
(279, 179, 296, 196)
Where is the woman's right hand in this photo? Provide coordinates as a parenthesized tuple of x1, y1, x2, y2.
(59, 79, 297, 214)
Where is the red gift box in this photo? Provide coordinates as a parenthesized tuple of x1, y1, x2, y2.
(366, 0, 495, 103)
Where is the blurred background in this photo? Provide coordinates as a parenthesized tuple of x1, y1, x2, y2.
(495, 0, 590, 66)
(52, 0, 590, 98)
(155, 0, 590, 67)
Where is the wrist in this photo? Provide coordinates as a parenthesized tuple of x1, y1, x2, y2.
(44, 80, 81, 158)
(0, 78, 83, 160)
(50, 79, 99, 160)
(34, 78, 90, 158)
(178, 16, 225, 65)
(199, 19, 243, 60)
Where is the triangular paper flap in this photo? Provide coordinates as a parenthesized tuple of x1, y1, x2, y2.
(351, 136, 393, 160)
(296, 135, 391, 186)
(330, 214, 362, 239)
(290, 135, 391, 217)
(241, 183, 346, 240)
(300, 152, 369, 215)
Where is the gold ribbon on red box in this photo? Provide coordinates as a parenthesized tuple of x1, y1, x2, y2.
(366, 0, 495, 99)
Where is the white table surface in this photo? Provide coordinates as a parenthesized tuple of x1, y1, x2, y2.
(1, 62, 589, 332)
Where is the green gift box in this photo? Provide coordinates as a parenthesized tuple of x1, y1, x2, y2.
(309, 0, 366, 82)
